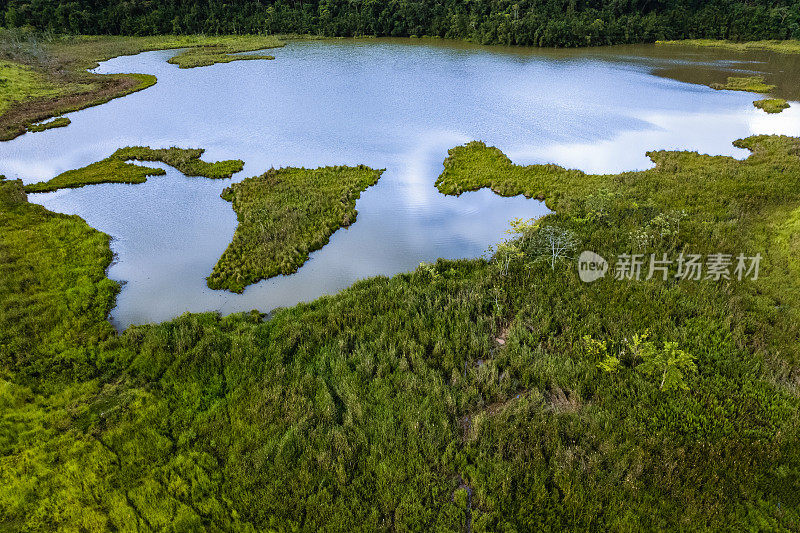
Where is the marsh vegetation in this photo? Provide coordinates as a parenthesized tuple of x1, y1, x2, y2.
(2, 132, 800, 529)
(24, 146, 244, 193)
(709, 75, 775, 93)
(208, 165, 383, 293)
(2, 30, 800, 531)
(754, 98, 791, 113)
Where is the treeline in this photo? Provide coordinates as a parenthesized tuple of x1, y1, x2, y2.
(1, 0, 799, 47)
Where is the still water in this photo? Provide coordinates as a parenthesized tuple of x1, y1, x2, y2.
(1, 39, 798, 328)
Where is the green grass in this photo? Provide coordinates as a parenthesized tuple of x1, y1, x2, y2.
(162, 38, 283, 68)
(24, 146, 243, 193)
(110, 146, 244, 179)
(207, 165, 383, 292)
(26, 116, 70, 132)
(23, 159, 165, 193)
(2, 136, 800, 530)
(0, 60, 90, 115)
(657, 39, 800, 55)
(168, 49, 275, 68)
(753, 98, 790, 113)
(0, 177, 118, 371)
(709, 76, 775, 93)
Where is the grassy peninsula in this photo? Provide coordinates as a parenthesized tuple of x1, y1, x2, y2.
(26, 116, 70, 132)
(2, 134, 800, 530)
(208, 165, 383, 293)
(0, 32, 284, 140)
(24, 146, 244, 193)
(437, 136, 800, 365)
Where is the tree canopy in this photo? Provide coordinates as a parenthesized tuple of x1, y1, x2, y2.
(2, 0, 799, 47)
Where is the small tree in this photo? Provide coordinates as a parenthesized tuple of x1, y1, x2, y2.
(530, 225, 578, 270)
(505, 217, 539, 245)
(494, 240, 524, 276)
(637, 341, 697, 392)
(583, 335, 620, 374)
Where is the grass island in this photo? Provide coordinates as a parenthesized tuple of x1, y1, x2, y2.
(207, 165, 384, 293)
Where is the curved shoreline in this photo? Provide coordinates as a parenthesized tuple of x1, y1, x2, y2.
(0, 35, 285, 140)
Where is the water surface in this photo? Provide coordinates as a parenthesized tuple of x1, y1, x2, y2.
(1, 39, 798, 328)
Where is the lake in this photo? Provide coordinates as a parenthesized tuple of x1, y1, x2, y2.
(1, 38, 798, 329)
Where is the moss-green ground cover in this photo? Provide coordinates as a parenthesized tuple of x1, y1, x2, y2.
(24, 146, 244, 193)
(208, 165, 383, 292)
(657, 39, 800, 55)
(754, 98, 790, 113)
(709, 75, 775, 93)
(2, 134, 800, 530)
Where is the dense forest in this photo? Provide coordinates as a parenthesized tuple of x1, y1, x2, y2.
(1, 0, 800, 47)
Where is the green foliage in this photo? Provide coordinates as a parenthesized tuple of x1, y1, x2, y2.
(23, 146, 243, 193)
(526, 224, 579, 270)
(636, 341, 698, 392)
(629, 210, 686, 250)
(4, 133, 800, 529)
(26, 115, 69, 132)
(208, 165, 383, 292)
(753, 98, 790, 113)
(3, 2, 800, 46)
(583, 335, 621, 373)
(709, 76, 776, 93)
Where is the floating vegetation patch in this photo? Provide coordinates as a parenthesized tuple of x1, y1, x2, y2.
(709, 76, 775, 93)
(753, 98, 790, 113)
